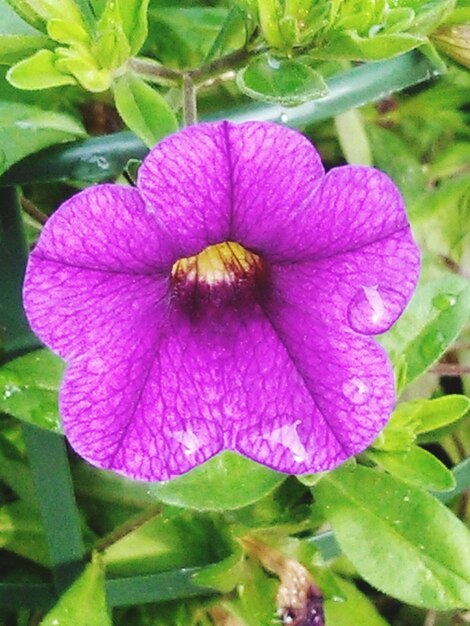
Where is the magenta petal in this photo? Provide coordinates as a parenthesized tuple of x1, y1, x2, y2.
(23, 185, 173, 359)
(223, 122, 324, 259)
(61, 310, 225, 481)
(138, 123, 234, 253)
(233, 308, 394, 474)
(273, 229, 419, 337)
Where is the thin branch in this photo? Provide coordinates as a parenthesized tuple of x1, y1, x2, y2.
(129, 57, 182, 84)
(93, 504, 162, 553)
(424, 609, 438, 626)
(189, 46, 258, 83)
(183, 73, 198, 126)
(430, 363, 470, 376)
(20, 196, 48, 225)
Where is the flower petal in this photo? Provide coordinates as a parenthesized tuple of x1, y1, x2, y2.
(233, 308, 394, 474)
(138, 122, 234, 254)
(138, 121, 325, 258)
(280, 165, 415, 263)
(271, 227, 419, 336)
(60, 308, 225, 481)
(23, 185, 173, 359)
(223, 122, 324, 259)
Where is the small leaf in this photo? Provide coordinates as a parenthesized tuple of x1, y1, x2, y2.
(113, 73, 178, 148)
(0, 349, 64, 432)
(379, 274, 470, 385)
(7, 48, 77, 89)
(0, 33, 49, 64)
(237, 54, 328, 106)
(40, 554, 111, 626)
(146, 451, 285, 511)
(316, 464, 470, 609)
(368, 446, 456, 492)
(414, 395, 470, 434)
(116, 0, 149, 55)
(309, 30, 426, 61)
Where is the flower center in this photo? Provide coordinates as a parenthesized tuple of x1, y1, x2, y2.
(171, 241, 267, 310)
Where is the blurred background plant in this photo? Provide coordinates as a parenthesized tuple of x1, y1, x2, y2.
(2, 1, 470, 625)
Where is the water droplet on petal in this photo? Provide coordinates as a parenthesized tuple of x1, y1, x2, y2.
(432, 293, 457, 311)
(348, 285, 406, 334)
(173, 429, 201, 456)
(268, 420, 308, 463)
(341, 377, 369, 405)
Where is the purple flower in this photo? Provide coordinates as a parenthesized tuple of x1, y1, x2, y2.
(23, 121, 419, 481)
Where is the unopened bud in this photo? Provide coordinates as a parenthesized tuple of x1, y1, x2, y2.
(432, 25, 470, 69)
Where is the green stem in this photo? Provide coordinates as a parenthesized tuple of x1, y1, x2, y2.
(183, 73, 198, 125)
(94, 504, 162, 553)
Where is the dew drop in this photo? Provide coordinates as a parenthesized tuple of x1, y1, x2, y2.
(2, 385, 20, 400)
(173, 429, 201, 456)
(347, 285, 404, 335)
(268, 420, 308, 463)
(87, 154, 110, 170)
(341, 377, 369, 405)
(280, 113, 289, 124)
(267, 54, 281, 70)
(432, 293, 457, 311)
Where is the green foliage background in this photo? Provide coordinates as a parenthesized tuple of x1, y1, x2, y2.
(2, 1, 470, 625)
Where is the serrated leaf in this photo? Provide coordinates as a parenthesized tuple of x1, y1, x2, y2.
(40, 554, 111, 626)
(113, 73, 178, 148)
(368, 446, 456, 492)
(237, 54, 328, 106)
(146, 451, 285, 511)
(0, 349, 64, 432)
(379, 274, 470, 384)
(7, 49, 77, 89)
(317, 464, 470, 609)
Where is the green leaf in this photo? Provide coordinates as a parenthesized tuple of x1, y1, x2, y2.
(324, 576, 391, 626)
(0, 349, 64, 432)
(94, 0, 131, 69)
(0, 100, 86, 175)
(113, 73, 178, 148)
(0, 500, 49, 565)
(379, 274, 470, 385)
(414, 395, 470, 434)
(316, 464, 470, 609)
(369, 125, 426, 205)
(0, 33, 49, 64)
(116, 0, 149, 55)
(310, 30, 426, 61)
(1, 0, 47, 31)
(40, 554, 111, 626)
(146, 451, 285, 511)
(237, 54, 328, 106)
(7, 49, 77, 89)
(412, 174, 470, 263)
(103, 511, 227, 577)
(368, 446, 456, 492)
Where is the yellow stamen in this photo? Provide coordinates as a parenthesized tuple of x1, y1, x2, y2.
(172, 241, 261, 286)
